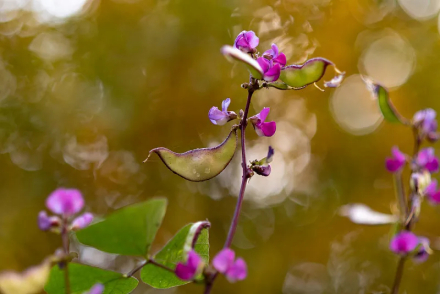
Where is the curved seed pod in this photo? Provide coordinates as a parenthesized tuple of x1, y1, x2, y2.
(145, 129, 238, 182)
(221, 45, 263, 80)
(363, 78, 406, 124)
(280, 58, 333, 88)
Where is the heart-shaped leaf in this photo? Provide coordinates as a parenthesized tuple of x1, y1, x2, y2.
(280, 58, 333, 88)
(221, 45, 263, 79)
(145, 129, 237, 182)
(76, 198, 167, 256)
(45, 263, 138, 294)
(363, 78, 405, 124)
(141, 221, 210, 289)
(340, 204, 398, 225)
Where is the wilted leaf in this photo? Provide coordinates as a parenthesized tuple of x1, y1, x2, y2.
(221, 45, 263, 79)
(145, 129, 237, 182)
(76, 198, 167, 256)
(0, 259, 51, 294)
(45, 263, 138, 294)
(280, 58, 333, 88)
(141, 222, 210, 289)
(363, 78, 405, 124)
(340, 203, 398, 225)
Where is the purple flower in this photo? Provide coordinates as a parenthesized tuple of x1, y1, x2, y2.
(262, 44, 286, 67)
(208, 98, 237, 126)
(249, 108, 276, 137)
(413, 237, 431, 263)
(385, 147, 406, 172)
(390, 231, 419, 255)
(71, 212, 94, 230)
(38, 211, 60, 231)
(256, 57, 281, 82)
(252, 146, 275, 177)
(415, 148, 439, 173)
(85, 284, 104, 294)
(46, 188, 84, 216)
(175, 250, 203, 281)
(424, 179, 440, 204)
(212, 248, 247, 283)
(413, 109, 437, 137)
(233, 31, 259, 53)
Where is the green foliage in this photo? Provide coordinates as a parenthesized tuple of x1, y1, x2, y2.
(145, 129, 237, 182)
(141, 222, 210, 289)
(76, 198, 167, 256)
(45, 263, 138, 294)
(280, 58, 332, 88)
(220, 45, 263, 79)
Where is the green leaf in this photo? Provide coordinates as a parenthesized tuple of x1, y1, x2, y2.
(145, 129, 237, 182)
(76, 198, 167, 256)
(221, 45, 263, 79)
(141, 221, 210, 289)
(45, 263, 138, 294)
(280, 58, 333, 88)
(364, 80, 404, 123)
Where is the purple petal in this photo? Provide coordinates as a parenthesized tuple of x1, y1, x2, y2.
(258, 107, 270, 122)
(187, 250, 202, 270)
(263, 63, 281, 82)
(391, 146, 406, 162)
(253, 165, 271, 176)
(71, 212, 93, 230)
(208, 107, 229, 126)
(390, 231, 419, 255)
(46, 188, 84, 216)
(273, 52, 286, 67)
(225, 258, 247, 282)
(426, 156, 439, 173)
(38, 211, 60, 231)
(244, 31, 259, 49)
(175, 263, 196, 281)
(266, 146, 274, 163)
(222, 98, 231, 113)
(424, 179, 438, 196)
(213, 248, 235, 274)
(260, 121, 276, 137)
(413, 237, 431, 263)
(257, 57, 269, 74)
(86, 284, 104, 294)
(385, 159, 404, 172)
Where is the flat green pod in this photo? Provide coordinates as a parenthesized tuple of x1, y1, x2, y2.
(221, 45, 263, 80)
(280, 58, 333, 88)
(145, 129, 238, 182)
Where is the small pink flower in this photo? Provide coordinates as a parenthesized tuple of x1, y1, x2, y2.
(413, 237, 431, 263)
(390, 231, 419, 255)
(234, 31, 259, 53)
(212, 248, 247, 283)
(175, 250, 203, 281)
(37, 211, 60, 231)
(262, 44, 286, 67)
(46, 188, 84, 216)
(71, 212, 94, 230)
(256, 57, 280, 82)
(249, 108, 276, 137)
(415, 148, 439, 173)
(385, 147, 406, 172)
(208, 98, 237, 126)
(424, 179, 440, 204)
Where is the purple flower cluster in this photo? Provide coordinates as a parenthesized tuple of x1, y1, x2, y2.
(38, 188, 93, 232)
(175, 248, 247, 283)
(390, 231, 431, 263)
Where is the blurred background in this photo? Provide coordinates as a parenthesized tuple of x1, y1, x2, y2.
(1, 0, 440, 293)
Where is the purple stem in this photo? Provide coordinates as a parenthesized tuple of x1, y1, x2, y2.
(204, 78, 256, 294)
(61, 217, 71, 294)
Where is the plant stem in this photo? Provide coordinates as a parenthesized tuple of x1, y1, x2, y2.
(391, 257, 406, 294)
(61, 217, 71, 294)
(126, 259, 174, 277)
(204, 78, 256, 294)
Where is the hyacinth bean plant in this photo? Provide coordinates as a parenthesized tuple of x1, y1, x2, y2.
(0, 30, 346, 294)
(340, 80, 440, 294)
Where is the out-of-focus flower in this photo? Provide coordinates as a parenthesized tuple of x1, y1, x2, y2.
(38, 211, 60, 231)
(208, 98, 237, 126)
(249, 108, 276, 137)
(424, 179, 440, 204)
(212, 248, 247, 283)
(234, 31, 259, 53)
(262, 44, 286, 67)
(410, 171, 431, 194)
(415, 148, 439, 173)
(84, 283, 104, 294)
(0, 260, 51, 294)
(175, 250, 203, 281)
(251, 146, 274, 177)
(413, 237, 432, 263)
(46, 188, 84, 216)
(390, 231, 419, 255)
(256, 57, 281, 82)
(385, 147, 406, 172)
(71, 212, 94, 230)
(413, 109, 438, 141)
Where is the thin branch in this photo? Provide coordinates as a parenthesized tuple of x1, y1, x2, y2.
(392, 257, 406, 294)
(126, 259, 174, 277)
(61, 217, 71, 294)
